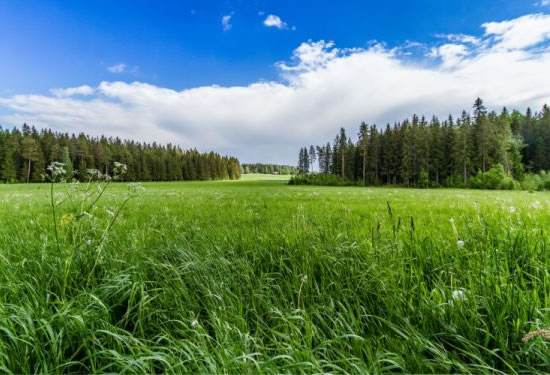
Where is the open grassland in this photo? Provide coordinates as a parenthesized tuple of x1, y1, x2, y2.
(1, 177, 550, 373)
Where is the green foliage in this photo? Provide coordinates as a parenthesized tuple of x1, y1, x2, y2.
(242, 163, 298, 175)
(469, 164, 518, 190)
(0, 125, 241, 183)
(520, 170, 550, 191)
(289, 173, 360, 186)
(418, 169, 429, 188)
(298, 99, 550, 189)
(61, 146, 73, 177)
(1, 179, 550, 372)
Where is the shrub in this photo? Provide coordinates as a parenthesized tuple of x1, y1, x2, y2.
(469, 164, 517, 190)
(520, 170, 550, 191)
(289, 173, 360, 186)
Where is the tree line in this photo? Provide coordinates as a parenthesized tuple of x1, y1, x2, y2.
(0, 124, 242, 183)
(297, 99, 550, 188)
(242, 163, 298, 175)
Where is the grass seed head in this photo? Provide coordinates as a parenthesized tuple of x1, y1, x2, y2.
(522, 329, 550, 343)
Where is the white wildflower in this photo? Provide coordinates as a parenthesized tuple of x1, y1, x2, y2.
(86, 169, 101, 178)
(457, 240, 464, 248)
(191, 319, 199, 329)
(452, 289, 466, 301)
(47, 162, 67, 180)
(509, 206, 516, 213)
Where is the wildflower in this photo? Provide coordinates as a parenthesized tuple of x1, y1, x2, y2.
(522, 328, 550, 343)
(301, 275, 308, 284)
(457, 240, 464, 248)
(449, 217, 455, 224)
(113, 162, 128, 177)
(59, 213, 73, 226)
(47, 162, 67, 180)
(87, 168, 101, 177)
(452, 289, 466, 301)
(128, 182, 145, 193)
(509, 206, 516, 213)
(191, 319, 199, 329)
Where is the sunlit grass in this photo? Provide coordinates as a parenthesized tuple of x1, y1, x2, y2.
(0, 177, 549, 373)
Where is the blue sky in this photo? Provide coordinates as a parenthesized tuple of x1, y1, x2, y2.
(0, 0, 537, 93)
(1, 1, 550, 163)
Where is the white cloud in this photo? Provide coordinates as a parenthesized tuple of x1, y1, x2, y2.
(429, 43, 469, 69)
(535, 0, 550, 6)
(483, 13, 550, 50)
(107, 63, 126, 73)
(50, 85, 95, 97)
(2, 14, 550, 164)
(263, 14, 287, 29)
(222, 14, 232, 31)
(436, 33, 480, 45)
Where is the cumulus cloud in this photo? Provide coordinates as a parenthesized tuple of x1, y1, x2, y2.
(2, 14, 550, 164)
(222, 14, 232, 31)
(107, 63, 126, 73)
(263, 14, 287, 29)
(535, 0, 550, 6)
(482, 13, 550, 50)
(429, 43, 470, 69)
(50, 85, 95, 97)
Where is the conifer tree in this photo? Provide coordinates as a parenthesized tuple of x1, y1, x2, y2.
(21, 136, 40, 183)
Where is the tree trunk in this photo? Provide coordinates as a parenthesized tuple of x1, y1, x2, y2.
(362, 148, 366, 186)
(27, 160, 31, 183)
(341, 152, 345, 178)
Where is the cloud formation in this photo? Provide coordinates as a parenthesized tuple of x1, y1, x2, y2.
(50, 85, 95, 97)
(222, 14, 232, 31)
(1, 14, 550, 164)
(263, 14, 287, 29)
(107, 63, 126, 73)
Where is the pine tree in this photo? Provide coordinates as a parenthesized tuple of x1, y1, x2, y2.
(358, 122, 369, 185)
(309, 145, 316, 172)
(473, 98, 489, 175)
(21, 136, 40, 183)
(61, 146, 74, 178)
(367, 125, 380, 184)
(1, 135, 17, 183)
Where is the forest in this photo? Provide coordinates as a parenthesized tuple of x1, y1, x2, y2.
(0, 124, 241, 183)
(296, 99, 550, 189)
(242, 163, 298, 175)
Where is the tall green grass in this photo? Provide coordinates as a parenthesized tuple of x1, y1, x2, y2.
(0, 178, 549, 373)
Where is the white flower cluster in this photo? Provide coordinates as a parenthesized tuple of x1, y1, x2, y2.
(47, 162, 67, 182)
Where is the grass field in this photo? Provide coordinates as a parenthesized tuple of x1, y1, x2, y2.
(1, 176, 550, 373)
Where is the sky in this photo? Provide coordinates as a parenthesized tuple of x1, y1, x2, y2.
(1, 0, 550, 164)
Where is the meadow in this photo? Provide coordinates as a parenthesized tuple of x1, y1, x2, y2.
(0, 174, 549, 373)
